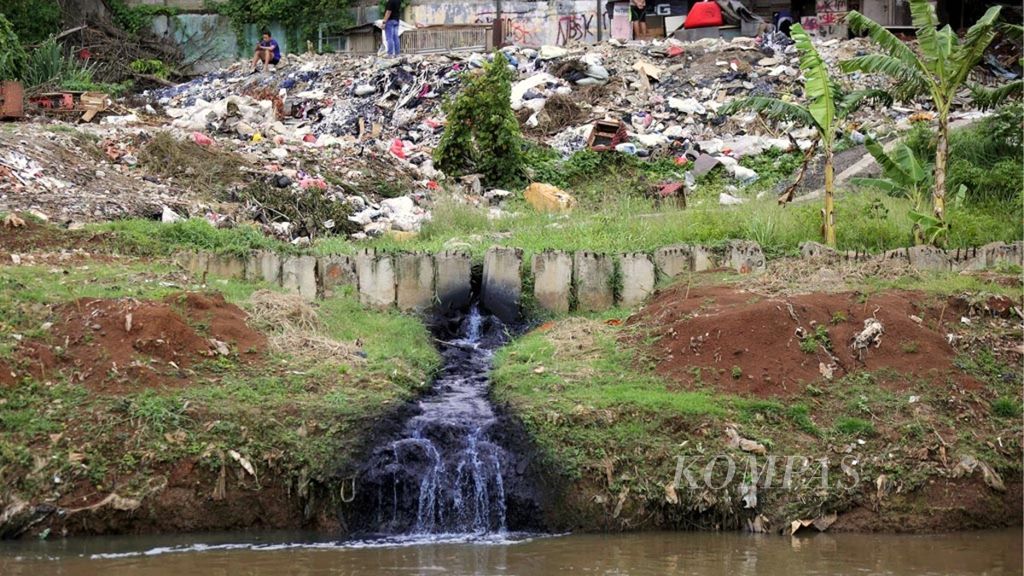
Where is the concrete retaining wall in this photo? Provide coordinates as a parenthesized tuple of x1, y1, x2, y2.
(532, 250, 573, 314)
(355, 249, 397, 309)
(573, 251, 614, 312)
(482, 247, 523, 323)
(179, 240, 1023, 317)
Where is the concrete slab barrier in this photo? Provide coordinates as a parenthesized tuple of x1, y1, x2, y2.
(396, 252, 435, 312)
(355, 249, 397, 309)
(531, 250, 573, 314)
(482, 247, 522, 322)
(573, 251, 614, 312)
(617, 252, 656, 307)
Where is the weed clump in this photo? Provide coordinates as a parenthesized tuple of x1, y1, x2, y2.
(139, 132, 248, 194)
(237, 180, 357, 240)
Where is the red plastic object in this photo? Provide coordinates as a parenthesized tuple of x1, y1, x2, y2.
(390, 138, 406, 159)
(667, 46, 684, 57)
(684, 1, 724, 29)
(192, 132, 213, 146)
(300, 178, 328, 190)
(303, 133, 317, 143)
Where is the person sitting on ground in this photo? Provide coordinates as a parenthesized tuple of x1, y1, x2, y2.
(631, 0, 648, 39)
(252, 31, 281, 73)
(383, 0, 402, 57)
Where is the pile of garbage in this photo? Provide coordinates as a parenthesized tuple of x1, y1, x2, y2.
(2, 32, 1010, 237)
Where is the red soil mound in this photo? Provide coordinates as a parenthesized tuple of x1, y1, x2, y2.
(0, 214, 111, 258)
(11, 292, 265, 393)
(628, 286, 978, 397)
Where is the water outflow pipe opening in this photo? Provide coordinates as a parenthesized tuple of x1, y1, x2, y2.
(344, 301, 544, 538)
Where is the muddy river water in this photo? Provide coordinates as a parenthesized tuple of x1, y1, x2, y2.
(2, 529, 1020, 575)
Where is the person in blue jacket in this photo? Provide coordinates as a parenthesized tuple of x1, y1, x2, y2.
(252, 31, 281, 73)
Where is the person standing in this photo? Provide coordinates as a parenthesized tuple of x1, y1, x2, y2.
(383, 0, 402, 57)
(630, 0, 648, 39)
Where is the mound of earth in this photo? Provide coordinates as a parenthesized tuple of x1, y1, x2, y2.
(8, 292, 265, 392)
(629, 286, 982, 397)
(0, 214, 113, 259)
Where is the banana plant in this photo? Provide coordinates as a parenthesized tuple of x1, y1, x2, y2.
(721, 23, 889, 247)
(852, 138, 966, 245)
(842, 2, 1006, 239)
(852, 139, 933, 211)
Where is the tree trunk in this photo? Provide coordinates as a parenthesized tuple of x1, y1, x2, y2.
(933, 116, 949, 223)
(823, 146, 837, 247)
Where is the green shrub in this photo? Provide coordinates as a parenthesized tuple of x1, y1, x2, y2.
(0, 14, 27, 81)
(435, 52, 525, 188)
(1, 0, 61, 46)
(992, 397, 1021, 419)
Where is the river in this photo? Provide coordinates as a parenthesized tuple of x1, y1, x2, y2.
(1, 529, 1020, 575)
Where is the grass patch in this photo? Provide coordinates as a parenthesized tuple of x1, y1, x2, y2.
(992, 397, 1021, 419)
(834, 417, 876, 437)
(94, 218, 291, 256)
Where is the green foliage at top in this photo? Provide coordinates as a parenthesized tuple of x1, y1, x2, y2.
(435, 52, 525, 188)
(843, 1, 1008, 230)
(0, 0, 62, 46)
(209, 0, 352, 52)
(109, 0, 179, 35)
(0, 13, 27, 81)
(843, 2, 1004, 108)
(722, 24, 889, 247)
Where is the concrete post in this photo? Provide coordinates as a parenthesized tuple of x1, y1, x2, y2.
(282, 255, 318, 300)
(318, 254, 357, 296)
(573, 251, 614, 312)
(531, 250, 573, 314)
(435, 249, 472, 312)
(653, 244, 693, 280)
(482, 247, 523, 322)
(396, 252, 435, 312)
(617, 252, 656, 307)
(355, 249, 397, 309)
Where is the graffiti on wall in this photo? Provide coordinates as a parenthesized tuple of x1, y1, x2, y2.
(804, 0, 848, 37)
(556, 12, 597, 45)
(412, 1, 613, 47)
(474, 9, 542, 45)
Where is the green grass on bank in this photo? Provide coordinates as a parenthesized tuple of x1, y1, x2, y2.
(0, 261, 440, 513)
(86, 187, 1019, 264)
(491, 302, 1023, 527)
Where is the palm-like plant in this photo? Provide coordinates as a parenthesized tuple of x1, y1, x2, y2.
(721, 23, 888, 247)
(842, 2, 1005, 234)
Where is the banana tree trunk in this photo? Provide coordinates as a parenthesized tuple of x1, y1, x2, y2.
(823, 146, 837, 247)
(933, 116, 949, 222)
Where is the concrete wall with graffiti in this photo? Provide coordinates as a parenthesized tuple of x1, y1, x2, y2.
(404, 0, 687, 47)
(407, 0, 605, 47)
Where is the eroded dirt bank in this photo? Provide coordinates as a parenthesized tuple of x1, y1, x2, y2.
(492, 269, 1023, 535)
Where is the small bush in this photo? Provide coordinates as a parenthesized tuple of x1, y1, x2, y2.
(435, 52, 524, 188)
(992, 397, 1021, 419)
(139, 132, 247, 194)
